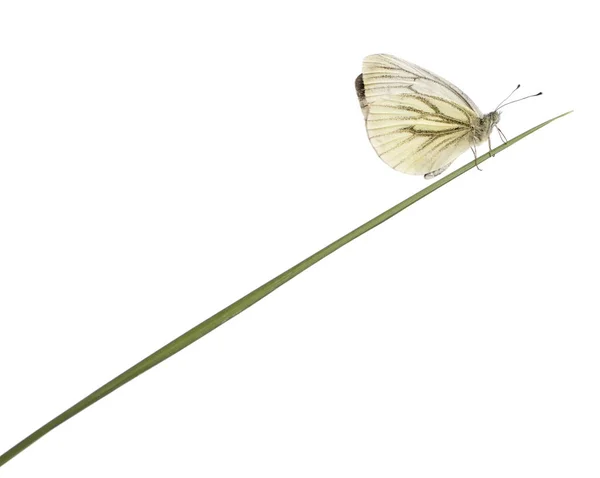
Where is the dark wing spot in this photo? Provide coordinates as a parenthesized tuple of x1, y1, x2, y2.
(355, 73, 368, 118)
(355, 74, 366, 102)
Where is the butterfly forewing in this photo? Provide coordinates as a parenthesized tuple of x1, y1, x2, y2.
(362, 54, 481, 115)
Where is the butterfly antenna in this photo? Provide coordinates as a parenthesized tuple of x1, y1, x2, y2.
(495, 84, 521, 110)
(497, 91, 543, 110)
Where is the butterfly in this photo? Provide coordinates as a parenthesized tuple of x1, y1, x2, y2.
(355, 54, 538, 179)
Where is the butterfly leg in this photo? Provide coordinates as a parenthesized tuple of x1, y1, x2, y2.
(471, 145, 482, 171)
(488, 136, 495, 157)
(497, 126, 508, 144)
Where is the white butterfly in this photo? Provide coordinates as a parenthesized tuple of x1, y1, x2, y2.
(356, 54, 524, 179)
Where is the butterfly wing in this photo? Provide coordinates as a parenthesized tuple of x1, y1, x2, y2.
(366, 96, 473, 175)
(358, 54, 482, 176)
(360, 54, 482, 116)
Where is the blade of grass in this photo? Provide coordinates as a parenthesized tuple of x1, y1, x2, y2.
(0, 111, 572, 468)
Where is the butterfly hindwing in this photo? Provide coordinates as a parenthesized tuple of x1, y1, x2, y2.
(366, 96, 472, 175)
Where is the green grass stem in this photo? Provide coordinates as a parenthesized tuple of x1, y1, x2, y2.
(0, 111, 572, 468)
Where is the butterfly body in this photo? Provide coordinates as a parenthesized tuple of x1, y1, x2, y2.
(356, 54, 502, 178)
(472, 111, 501, 144)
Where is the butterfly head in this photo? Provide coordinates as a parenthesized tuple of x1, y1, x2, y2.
(473, 111, 501, 144)
(488, 110, 501, 126)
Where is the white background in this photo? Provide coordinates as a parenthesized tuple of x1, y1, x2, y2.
(0, 1, 598, 477)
